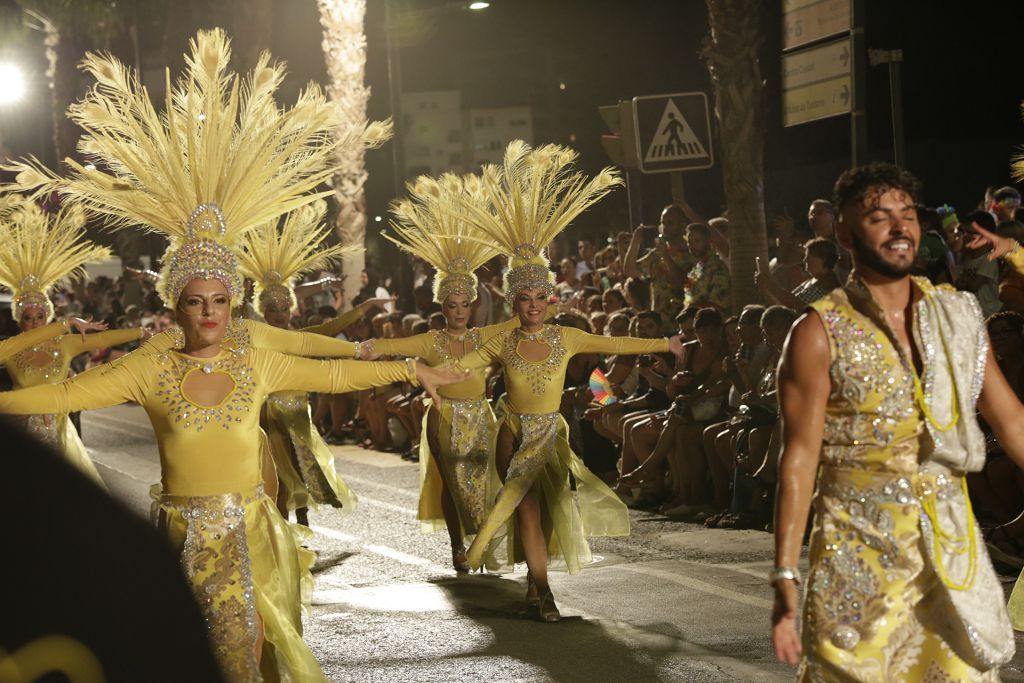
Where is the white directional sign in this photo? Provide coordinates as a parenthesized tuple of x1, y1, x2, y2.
(631, 92, 714, 174)
(782, 0, 850, 50)
(782, 36, 852, 127)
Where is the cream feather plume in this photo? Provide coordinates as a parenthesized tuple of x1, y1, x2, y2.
(1, 28, 390, 306)
(385, 172, 500, 303)
(0, 195, 112, 320)
(237, 199, 357, 311)
(454, 140, 621, 294)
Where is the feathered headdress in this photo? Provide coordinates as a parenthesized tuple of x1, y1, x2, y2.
(457, 141, 621, 297)
(237, 199, 356, 313)
(2, 28, 391, 307)
(386, 172, 500, 304)
(0, 195, 111, 321)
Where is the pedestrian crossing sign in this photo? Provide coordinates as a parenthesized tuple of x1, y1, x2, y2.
(632, 92, 714, 173)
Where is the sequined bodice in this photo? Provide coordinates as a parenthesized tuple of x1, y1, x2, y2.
(502, 326, 568, 404)
(812, 287, 921, 471)
(9, 339, 70, 387)
(433, 328, 483, 366)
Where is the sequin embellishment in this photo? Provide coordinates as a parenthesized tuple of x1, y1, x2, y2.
(505, 326, 567, 397)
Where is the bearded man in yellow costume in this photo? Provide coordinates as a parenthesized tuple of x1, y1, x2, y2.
(772, 162, 1024, 681)
(0, 29, 465, 682)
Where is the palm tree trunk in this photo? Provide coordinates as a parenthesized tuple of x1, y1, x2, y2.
(703, 0, 769, 311)
(318, 0, 372, 311)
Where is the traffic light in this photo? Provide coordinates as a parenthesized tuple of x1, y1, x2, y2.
(599, 101, 640, 170)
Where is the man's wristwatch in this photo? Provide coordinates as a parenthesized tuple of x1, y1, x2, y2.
(769, 566, 802, 586)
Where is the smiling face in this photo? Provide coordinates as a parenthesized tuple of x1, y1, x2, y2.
(513, 287, 549, 328)
(18, 305, 48, 332)
(442, 292, 473, 331)
(838, 186, 920, 280)
(175, 278, 231, 352)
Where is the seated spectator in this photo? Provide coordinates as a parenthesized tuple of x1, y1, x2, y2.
(758, 237, 840, 308)
(602, 288, 627, 314)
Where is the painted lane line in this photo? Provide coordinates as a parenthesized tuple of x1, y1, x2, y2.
(611, 563, 774, 610)
(309, 524, 446, 572)
(357, 497, 417, 516)
(341, 473, 419, 499)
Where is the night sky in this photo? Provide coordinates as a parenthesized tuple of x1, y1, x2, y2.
(1, 0, 1021, 245)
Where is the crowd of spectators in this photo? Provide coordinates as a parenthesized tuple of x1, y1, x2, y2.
(5, 183, 1024, 551)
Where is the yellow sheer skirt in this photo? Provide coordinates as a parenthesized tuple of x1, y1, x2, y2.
(265, 392, 357, 514)
(799, 465, 1000, 682)
(417, 397, 500, 537)
(466, 410, 630, 574)
(19, 413, 105, 489)
(157, 484, 325, 683)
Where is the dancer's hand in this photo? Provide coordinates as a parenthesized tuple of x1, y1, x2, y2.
(964, 223, 1020, 261)
(68, 317, 108, 341)
(771, 579, 801, 665)
(668, 334, 684, 360)
(415, 362, 471, 406)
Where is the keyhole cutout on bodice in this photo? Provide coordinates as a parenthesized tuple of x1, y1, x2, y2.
(516, 339, 552, 363)
(445, 337, 478, 360)
(23, 348, 56, 369)
(181, 369, 236, 407)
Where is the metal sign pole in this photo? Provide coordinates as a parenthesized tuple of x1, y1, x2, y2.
(670, 172, 685, 204)
(849, 0, 868, 166)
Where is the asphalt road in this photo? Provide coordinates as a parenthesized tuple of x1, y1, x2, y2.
(81, 405, 1024, 682)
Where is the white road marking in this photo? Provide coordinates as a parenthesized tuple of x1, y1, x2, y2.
(611, 563, 773, 610)
(358, 497, 418, 516)
(309, 524, 447, 573)
(342, 473, 419, 499)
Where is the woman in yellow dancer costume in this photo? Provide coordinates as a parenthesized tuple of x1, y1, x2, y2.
(452, 142, 683, 621)
(0, 196, 147, 484)
(238, 200, 387, 526)
(0, 29, 466, 682)
(366, 171, 541, 572)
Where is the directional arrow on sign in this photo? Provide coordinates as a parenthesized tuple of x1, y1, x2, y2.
(839, 44, 849, 67)
(839, 84, 850, 105)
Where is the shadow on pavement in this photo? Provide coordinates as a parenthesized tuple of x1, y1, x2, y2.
(429, 574, 679, 682)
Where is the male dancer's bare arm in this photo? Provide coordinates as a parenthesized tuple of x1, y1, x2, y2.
(978, 345, 1024, 467)
(771, 312, 831, 666)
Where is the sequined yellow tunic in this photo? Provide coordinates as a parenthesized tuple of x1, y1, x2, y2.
(456, 325, 669, 573)
(0, 327, 416, 683)
(262, 310, 365, 514)
(6, 326, 142, 485)
(801, 281, 1004, 682)
(373, 316, 524, 538)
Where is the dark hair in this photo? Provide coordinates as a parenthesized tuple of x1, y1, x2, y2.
(917, 206, 941, 234)
(809, 199, 835, 215)
(994, 186, 1022, 202)
(761, 305, 798, 331)
(624, 277, 650, 310)
(428, 312, 445, 326)
(685, 222, 711, 239)
(988, 310, 1024, 334)
(963, 210, 997, 233)
(803, 237, 839, 269)
(675, 305, 699, 324)
(317, 305, 337, 319)
(694, 307, 723, 329)
(832, 163, 921, 213)
(739, 304, 766, 326)
(603, 289, 627, 306)
(637, 310, 663, 328)
(412, 320, 430, 334)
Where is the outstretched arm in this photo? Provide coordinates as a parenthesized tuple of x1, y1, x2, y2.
(771, 312, 830, 666)
(63, 327, 143, 356)
(301, 297, 393, 338)
(0, 350, 148, 415)
(0, 320, 71, 362)
(367, 332, 433, 359)
(565, 327, 674, 357)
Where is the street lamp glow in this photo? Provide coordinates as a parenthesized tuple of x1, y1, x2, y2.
(374, 215, 383, 222)
(0, 62, 27, 106)
(468, 2, 490, 10)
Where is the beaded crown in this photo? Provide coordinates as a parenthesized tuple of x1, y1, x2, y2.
(0, 195, 111, 321)
(2, 28, 391, 307)
(386, 172, 499, 304)
(456, 141, 621, 297)
(237, 199, 356, 313)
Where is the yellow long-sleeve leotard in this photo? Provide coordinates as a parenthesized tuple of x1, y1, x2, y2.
(6, 326, 143, 483)
(263, 305, 369, 512)
(456, 324, 670, 413)
(0, 345, 415, 497)
(143, 317, 359, 358)
(0, 319, 79, 363)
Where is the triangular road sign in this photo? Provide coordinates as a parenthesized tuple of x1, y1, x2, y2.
(643, 99, 708, 164)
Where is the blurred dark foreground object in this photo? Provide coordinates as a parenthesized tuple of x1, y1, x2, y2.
(0, 418, 225, 683)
